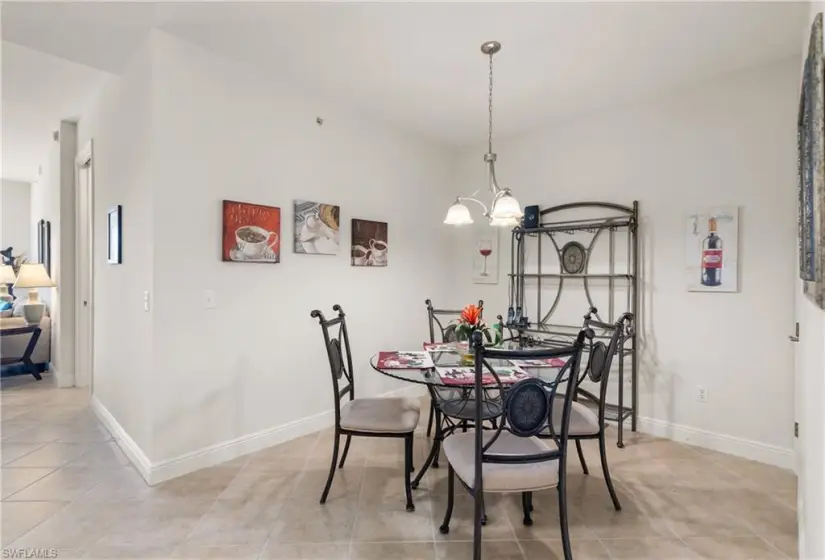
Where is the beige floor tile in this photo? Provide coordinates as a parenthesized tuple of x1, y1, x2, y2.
(184, 496, 284, 546)
(435, 541, 524, 560)
(96, 498, 214, 547)
(502, 492, 594, 541)
(763, 533, 797, 559)
(431, 496, 516, 542)
(151, 465, 243, 501)
(291, 467, 365, 504)
(84, 544, 180, 558)
(4, 466, 103, 501)
(0, 500, 68, 546)
(8, 499, 131, 550)
(600, 537, 699, 559)
(173, 543, 263, 559)
(1, 467, 55, 499)
(351, 542, 436, 559)
(683, 536, 788, 559)
(519, 538, 611, 560)
(5, 442, 92, 468)
(352, 507, 434, 542)
(73, 467, 153, 502)
(1, 442, 46, 464)
(260, 542, 350, 559)
(268, 501, 357, 543)
(67, 442, 130, 468)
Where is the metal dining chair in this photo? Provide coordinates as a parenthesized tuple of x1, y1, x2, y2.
(438, 328, 590, 560)
(548, 309, 633, 512)
(311, 305, 421, 511)
(424, 298, 484, 437)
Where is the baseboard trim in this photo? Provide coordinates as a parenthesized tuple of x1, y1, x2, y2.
(92, 385, 425, 485)
(90, 395, 153, 483)
(149, 384, 425, 484)
(637, 416, 794, 470)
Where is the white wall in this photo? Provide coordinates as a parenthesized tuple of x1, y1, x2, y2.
(449, 58, 799, 466)
(80, 31, 454, 474)
(795, 6, 825, 559)
(77, 40, 155, 456)
(0, 179, 31, 257)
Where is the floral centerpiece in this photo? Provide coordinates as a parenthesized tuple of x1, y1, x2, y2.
(454, 304, 502, 364)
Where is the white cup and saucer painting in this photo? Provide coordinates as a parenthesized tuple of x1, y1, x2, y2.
(351, 219, 388, 267)
(293, 200, 341, 255)
(222, 200, 281, 264)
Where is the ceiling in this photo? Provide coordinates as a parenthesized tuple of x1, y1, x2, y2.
(1, 2, 809, 182)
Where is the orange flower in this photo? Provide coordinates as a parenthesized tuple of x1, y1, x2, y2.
(460, 304, 481, 327)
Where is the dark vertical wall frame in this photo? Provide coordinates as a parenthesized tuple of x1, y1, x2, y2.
(108, 205, 122, 264)
(36, 220, 52, 277)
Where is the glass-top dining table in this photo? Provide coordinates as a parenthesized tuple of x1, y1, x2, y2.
(370, 346, 570, 488)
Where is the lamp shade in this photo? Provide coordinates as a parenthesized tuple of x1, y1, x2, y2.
(489, 215, 520, 228)
(444, 201, 474, 225)
(0, 265, 16, 284)
(13, 263, 55, 289)
(490, 190, 523, 220)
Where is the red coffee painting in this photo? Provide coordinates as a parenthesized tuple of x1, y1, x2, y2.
(222, 200, 281, 263)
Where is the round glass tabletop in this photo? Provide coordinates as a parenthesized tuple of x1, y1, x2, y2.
(370, 348, 569, 388)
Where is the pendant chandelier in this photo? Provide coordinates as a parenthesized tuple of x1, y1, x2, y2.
(444, 41, 523, 227)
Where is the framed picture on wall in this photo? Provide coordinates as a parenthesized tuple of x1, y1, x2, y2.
(685, 206, 738, 293)
(222, 200, 281, 263)
(108, 205, 122, 264)
(472, 229, 499, 284)
(351, 219, 387, 266)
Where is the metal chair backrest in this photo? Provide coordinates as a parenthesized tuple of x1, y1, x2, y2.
(581, 309, 634, 425)
(425, 299, 484, 343)
(471, 329, 589, 474)
(311, 305, 355, 426)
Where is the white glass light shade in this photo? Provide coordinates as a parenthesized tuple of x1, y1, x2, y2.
(490, 190, 523, 220)
(0, 265, 16, 285)
(13, 263, 55, 289)
(489, 215, 520, 228)
(444, 202, 474, 225)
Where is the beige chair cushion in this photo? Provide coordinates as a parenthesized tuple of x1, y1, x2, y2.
(551, 398, 600, 436)
(442, 431, 559, 493)
(339, 398, 420, 434)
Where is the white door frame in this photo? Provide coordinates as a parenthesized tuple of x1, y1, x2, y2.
(74, 140, 94, 390)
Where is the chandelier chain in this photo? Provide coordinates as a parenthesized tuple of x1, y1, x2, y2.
(488, 52, 494, 154)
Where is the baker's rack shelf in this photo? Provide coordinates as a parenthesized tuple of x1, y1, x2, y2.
(503, 201, 640, 447)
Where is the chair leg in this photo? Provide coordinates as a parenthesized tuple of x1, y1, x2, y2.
(575, 439, 589, 475)
(338, 435, 352, 469)
(439, 465, 455, 534)
(473, 486, 484, 560)
(599, 430, 622, 511)
(320, 431, 341, 504)
(427, 400, 435, 438)
(558, 463, 573, 560)
(404, 433, 415, 512)
(521, 492, 533, 526)
(433, 409, 442, 469)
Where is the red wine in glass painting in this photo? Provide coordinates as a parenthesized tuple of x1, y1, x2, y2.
(478, 241, 493, 276)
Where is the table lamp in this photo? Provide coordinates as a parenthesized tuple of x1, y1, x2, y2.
(13, 263, 55, 325)
(0, 265, 16, 303)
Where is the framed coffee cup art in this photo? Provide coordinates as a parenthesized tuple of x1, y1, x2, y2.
(222, 200, 281, 263)
(351, 219, 388, 267)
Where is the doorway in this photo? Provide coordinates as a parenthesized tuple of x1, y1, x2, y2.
(75, 141, 94, 390)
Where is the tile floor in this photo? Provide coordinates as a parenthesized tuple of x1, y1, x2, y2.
(1, 374, 797, 559)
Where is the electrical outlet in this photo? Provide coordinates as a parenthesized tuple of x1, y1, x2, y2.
(696, 386, 708, 403)
(203, 290, 216, 309)
(143, 291, 150, 312)
(795, 422, 799, 438)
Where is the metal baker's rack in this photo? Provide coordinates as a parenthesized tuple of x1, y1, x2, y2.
(503, 201, 639, 447)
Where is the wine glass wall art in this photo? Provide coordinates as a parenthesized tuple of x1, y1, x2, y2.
(472, 230, 499, 284)
(685, 206, 738, 293)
